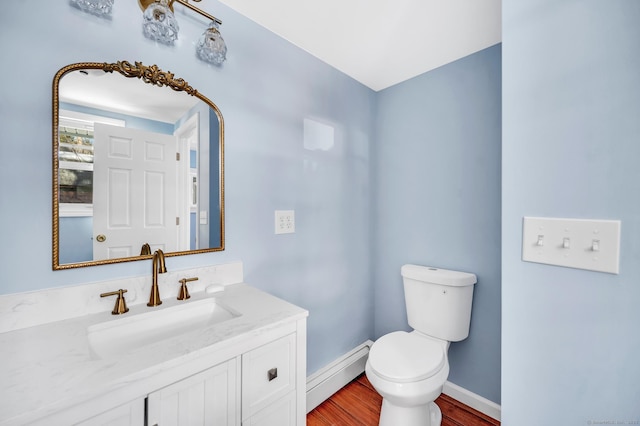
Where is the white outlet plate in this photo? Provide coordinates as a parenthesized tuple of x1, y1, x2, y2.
(275, 210, 295, 234)
(522, 217, 621, 274)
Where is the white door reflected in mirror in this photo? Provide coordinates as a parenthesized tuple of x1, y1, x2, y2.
(93, 123, 178, 260)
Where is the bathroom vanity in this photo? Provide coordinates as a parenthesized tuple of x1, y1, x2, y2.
(0, 262, 308, 425)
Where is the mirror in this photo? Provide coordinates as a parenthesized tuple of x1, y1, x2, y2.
(53, 61, 224, 270)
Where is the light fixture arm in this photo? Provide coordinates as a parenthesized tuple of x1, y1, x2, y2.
(173, 0, 222, 25)
(138, 0, 222, 25)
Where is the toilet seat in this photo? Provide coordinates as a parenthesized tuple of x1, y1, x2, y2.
(368, 331, 445, 383)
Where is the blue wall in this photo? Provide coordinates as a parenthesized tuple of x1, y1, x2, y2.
(373, 45, 502, 404)
(0, 1, 375, 377)
(59, 217, 93, 264)
(503, 1, 640, 423)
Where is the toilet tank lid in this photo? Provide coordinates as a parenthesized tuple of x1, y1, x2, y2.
(401, 264, 477, 286)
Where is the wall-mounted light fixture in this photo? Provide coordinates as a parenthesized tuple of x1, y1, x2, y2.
(69, 0, 227, 65)
(140, 0, 227, 65)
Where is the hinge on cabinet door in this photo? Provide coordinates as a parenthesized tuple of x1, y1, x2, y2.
(176, 217, 180, 225)
(176, 152, 180, 161)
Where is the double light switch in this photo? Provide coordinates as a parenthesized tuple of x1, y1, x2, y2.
(522, 217, 621, 274)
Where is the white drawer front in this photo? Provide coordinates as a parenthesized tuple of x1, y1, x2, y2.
(242, 390, 296, 426)
(242, 333, 296, 419)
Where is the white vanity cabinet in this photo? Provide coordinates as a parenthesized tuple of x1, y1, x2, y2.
(144, 332, 300, 426)
(147, 358, 239, 426)
(67, 325, 304, 426)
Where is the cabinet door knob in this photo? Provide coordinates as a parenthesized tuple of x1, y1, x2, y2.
(268, 367, 278, 381)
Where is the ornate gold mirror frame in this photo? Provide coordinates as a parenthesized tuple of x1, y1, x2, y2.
(52, 61, 224, 270)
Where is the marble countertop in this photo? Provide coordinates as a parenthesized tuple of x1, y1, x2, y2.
(0, 283, 308, 425)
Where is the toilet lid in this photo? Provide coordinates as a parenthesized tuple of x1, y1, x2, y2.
(368, 331, 445, 383)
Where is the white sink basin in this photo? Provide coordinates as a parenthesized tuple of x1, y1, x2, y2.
(88, 298, 240, 359)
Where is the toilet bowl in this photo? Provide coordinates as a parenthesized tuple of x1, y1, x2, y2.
(366, 331, 450, 426)
(365, 265, 476, 426)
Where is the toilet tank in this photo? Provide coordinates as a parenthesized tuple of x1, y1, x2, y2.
(401, 264, 477, 342)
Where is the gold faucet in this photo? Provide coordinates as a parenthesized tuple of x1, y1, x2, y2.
(148, 249, 167, 306)
(140, 243, 151, 255)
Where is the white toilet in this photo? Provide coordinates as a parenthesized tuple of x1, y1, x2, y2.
(365, 264, 477, 426)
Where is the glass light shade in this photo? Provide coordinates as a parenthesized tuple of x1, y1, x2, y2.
(196, 22, 227, 65)
(69, 0, 114, 17)
(142, 0, 179, 44)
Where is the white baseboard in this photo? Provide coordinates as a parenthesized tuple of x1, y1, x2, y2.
(443, 380, 501, 421)
(306, 340, 373, 413)
(305, 341, 501, 422)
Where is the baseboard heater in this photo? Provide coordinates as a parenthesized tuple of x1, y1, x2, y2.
(306, 340, 374, 413)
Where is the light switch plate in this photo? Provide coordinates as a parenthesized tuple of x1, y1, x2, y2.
(522, 217, 621, 274)
(199, 211, 208, 225)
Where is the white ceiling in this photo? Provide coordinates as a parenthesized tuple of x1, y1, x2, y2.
(219, 0, 502, 91)
(60, 70, 200, 123)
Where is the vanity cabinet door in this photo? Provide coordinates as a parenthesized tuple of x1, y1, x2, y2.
(75, 398, 144, 426)
(147, 358, 239, 426)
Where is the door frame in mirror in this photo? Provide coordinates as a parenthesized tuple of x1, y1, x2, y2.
(52, 61, 224, 270)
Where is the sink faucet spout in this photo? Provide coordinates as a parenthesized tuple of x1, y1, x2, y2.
(148, 249, 167, 306)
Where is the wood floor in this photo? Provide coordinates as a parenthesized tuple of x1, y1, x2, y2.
(307, 374, 500, 426)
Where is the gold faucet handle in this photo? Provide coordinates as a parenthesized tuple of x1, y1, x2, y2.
(100, 289, 130, 315)
(178, 277, 199, 300)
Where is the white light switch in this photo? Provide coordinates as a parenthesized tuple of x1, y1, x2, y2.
(522, 217, 621, 274)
